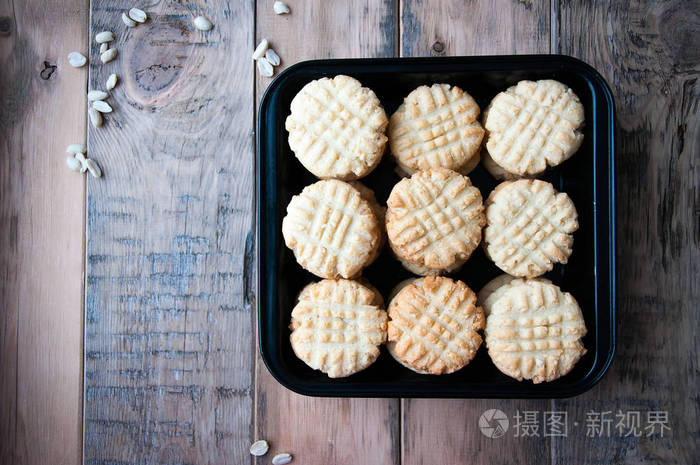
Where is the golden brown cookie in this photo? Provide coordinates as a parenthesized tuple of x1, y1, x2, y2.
(355, 276, 386, 308)
(290, 279, 388, 378)
(396, 254, 466, 277)
(349, 181, 386, 265)
(485, 279, 587, 383)
(477, 273, 519, 315)
(285, 75, 388, 180)
(387, 276, 485, 374)
(457, 149, 482, 175)
(483, 179, 578, 278)
(387, 277, 422, 302)
(481, 149, 521, 181)
(389, 84, 484, 175)
(386, 168, 485, 274)
(282, 180, 380, 279)
(483, 79, 585, 176)
(397, 149, 483, 178)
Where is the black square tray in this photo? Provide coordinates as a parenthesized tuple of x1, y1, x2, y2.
(257, 55, 615, 398)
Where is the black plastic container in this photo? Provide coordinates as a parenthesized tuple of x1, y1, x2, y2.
(257, 55, 615, 398)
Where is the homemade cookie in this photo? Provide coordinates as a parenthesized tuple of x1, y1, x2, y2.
(285, 75, 388, 180)
(349, 181, 385, 226)
(485, 279, 587, 383)
(481, 149, 520, 181)
(290, 279, 388, 378)
(477, 273, 519, 315)
(484, 79, 585, 176)
(389, 84, 484, 175)
(483, 179, 578, 278)
(394, 149, 481, 178)
(388, 277, 422, 302)
(386, 168, 485, 274)
(387, 276, 485, 374)
(282, 180, 380, 279)
(457, 149, 482, 175)
(397, 254, 466, 276)
(355, 276, 386, 308)
(349, 181, 386, 265)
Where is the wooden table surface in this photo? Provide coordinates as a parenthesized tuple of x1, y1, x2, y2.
(0, 1, 697, 464)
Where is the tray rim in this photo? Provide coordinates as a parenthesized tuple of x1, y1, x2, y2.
(257, 54, 616, 399)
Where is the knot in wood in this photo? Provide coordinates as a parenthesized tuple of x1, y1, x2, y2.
(431, 41, 445, 54)
(0, 17, 11, 36)
(40, 61, 57, 80)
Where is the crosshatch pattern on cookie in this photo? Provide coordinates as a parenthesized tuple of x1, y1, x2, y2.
(290, 279, 388, 378)
(484, 79, 584, 175)
(386, 168, 485, 271)
(282, 180, 379, 279)
(389, 84, 484, 174)
(484, 179, 578, 278)
(387, 276, 485, 374)
(485, 279, 587, 383)
(286, 75, 388, 180)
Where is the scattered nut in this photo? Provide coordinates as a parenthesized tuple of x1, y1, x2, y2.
(252, 38, 268, 60)
(88, 107, 103, 128)
(249, 440, 269, 456)
(100, 48, 118, 64)
(100, 43, 109, 54)
(67, 52, 87, 67)
(257, 57, 274, 77)
(122, 12, 137, 27)
(75, 152, 89, 173)
(66, 156, 82, 172)
(128, 8, 147, 23)
(105, 74, 118, 90)
(66, 144, 86, 154)
(273, 1, 290, 14)
(87, 90, 109, 101)
(86, 158, 102, 178)
(271, 453, 292, 465)
(193, 15, 212, 31)
(95, 31, 114, 43)
(92, 101, 113, 113)
(265, 48, 280, 66)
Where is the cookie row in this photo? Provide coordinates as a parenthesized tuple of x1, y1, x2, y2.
(285, 75, 585, 182)
(290, 276, 587, 383)
(282, 173, 578, 280)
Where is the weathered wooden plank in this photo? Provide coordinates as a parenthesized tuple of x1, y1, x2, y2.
(553, 1, 699, 463)
(401, 0, 550, 57)
(0, 1, 87, 464)
(399, 1, 552, 464)
(84, 2, 255, 464)
(0, 0, 87, 464)
(253, 2, 400, 465)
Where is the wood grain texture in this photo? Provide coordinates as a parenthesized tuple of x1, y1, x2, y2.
(399, 1, 552, 464)
(253, 2, 400, 465)
(401, 0, 550, 57)
(0, 0, 87, 464)
(554, 1, 699, 464)
(83, 2, 255, 464)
